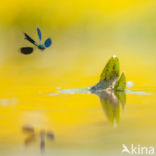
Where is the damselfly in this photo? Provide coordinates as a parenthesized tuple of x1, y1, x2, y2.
(20, 27, 52, 55)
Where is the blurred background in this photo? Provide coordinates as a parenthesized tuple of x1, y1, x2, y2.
(0, 0, 156, 156)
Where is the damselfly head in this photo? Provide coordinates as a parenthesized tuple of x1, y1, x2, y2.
(38, 45, 45, 50)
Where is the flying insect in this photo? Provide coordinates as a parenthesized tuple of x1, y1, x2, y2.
(20, 27, 52, 55)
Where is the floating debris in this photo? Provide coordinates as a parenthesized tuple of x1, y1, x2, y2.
(0, 98, 18, 106)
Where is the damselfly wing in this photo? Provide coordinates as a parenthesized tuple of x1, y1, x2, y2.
(37, 27, 42, 43)
(20, 47, 34, 55)
(44, 38, 52, 48)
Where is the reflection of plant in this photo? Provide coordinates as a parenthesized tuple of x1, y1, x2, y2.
(95, 90, 126, 126)
(22, 126, 54, 152)
(90, 56, 126, 126)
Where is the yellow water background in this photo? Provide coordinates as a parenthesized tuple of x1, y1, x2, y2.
(0, 0, 156, 155)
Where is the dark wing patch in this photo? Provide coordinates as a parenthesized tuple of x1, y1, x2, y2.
(20, 47, 33, 55)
